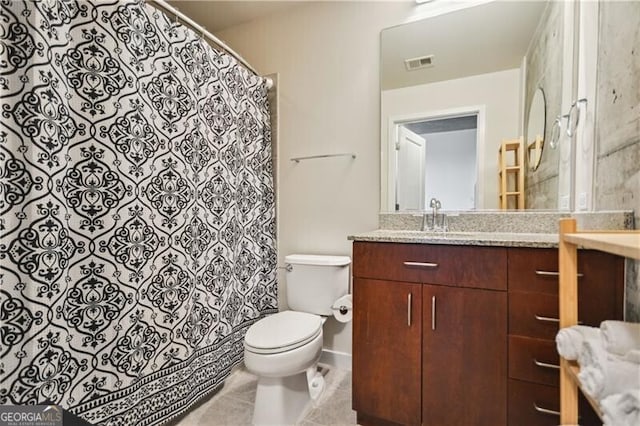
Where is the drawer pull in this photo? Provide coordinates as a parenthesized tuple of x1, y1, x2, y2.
(534, 314, 582, 325)
(403, 261, 439, 268)
(534, 314, 560, 323)
(407, 293, 412, 327)
(431, 296, 436, 331)
(533, 403, 561, 417)
(535, 270, 584, 278)
(534, 359, 560, 370)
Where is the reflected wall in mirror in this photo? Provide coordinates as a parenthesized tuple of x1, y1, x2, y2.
(381, 0, 569, 211)
(526, 87, 546, 171)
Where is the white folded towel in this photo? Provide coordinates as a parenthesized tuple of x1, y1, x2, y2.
(602, 389, 640, 426)
(601, 320, 640, 356)
(578, 357, 640, 400)
(578, 337, 640, 400)
(578, 337, 607, 369)
(625, 349, 640, 364)
(578, 366, 605, 399)
(556, 325, 600, 360)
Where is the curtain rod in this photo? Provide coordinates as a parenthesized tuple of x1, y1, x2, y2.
(149, 0, 273, 89)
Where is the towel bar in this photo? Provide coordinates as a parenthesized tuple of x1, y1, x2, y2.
(290, 153, 356, 163)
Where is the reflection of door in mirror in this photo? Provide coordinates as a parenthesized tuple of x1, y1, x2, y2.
(396, 127, 425, 211)
(393, 114, 478, 211)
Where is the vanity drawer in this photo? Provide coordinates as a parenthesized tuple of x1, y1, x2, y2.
(509, 289, 624, 340)
(508, 379, 601, 426)
(508, 379, 560, 426)
(508, 248, 624, 298)
(509, 292, 559, 340)
(508, 336, 559, 386)
(352, 242, 507, 290)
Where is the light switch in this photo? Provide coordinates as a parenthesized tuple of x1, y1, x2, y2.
(578, 192, 588, 210)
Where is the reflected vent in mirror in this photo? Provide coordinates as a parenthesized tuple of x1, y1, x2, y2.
(404, 54, 434, 71)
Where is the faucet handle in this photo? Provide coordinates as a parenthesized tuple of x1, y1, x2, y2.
(439, 213, 448, 232)
(429, 198, 438, 208)
(435, 200, 442, 210)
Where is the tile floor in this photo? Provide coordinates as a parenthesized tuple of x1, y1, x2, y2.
(171, 364, 357, 426)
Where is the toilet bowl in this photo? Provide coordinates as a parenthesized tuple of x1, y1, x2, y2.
(243, 254, 351, 426)
(244, 311, 324, 426)
(244, 311, 323, 377)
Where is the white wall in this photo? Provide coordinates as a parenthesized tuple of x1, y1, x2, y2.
(216, 1, 413, 356)
(423, 129, 477, 211)
(382, 68, 521, 209)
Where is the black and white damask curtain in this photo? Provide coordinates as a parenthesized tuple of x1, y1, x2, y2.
(0, 0, 277, 424)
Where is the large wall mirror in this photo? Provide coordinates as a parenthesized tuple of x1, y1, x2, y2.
(381, 0, 570, 212)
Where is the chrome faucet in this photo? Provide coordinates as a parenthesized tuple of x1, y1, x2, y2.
(422, 198, 445, 232)
(429, 198, 441, 228)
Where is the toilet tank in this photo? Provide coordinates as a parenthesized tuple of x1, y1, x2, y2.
(284, 254, 351, 316)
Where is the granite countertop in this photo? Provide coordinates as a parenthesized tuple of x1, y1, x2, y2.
(348, 229, 559, 248)
(349, 211, 633, 248)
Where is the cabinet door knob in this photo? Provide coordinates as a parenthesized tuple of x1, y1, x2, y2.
(534, 359, 560, 370)
(407, 293, 412, 327)
(533, 403, 561, 417)
(403, 261, 439, 268)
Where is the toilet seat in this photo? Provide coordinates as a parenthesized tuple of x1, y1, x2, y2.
(244, 311, 323, 355)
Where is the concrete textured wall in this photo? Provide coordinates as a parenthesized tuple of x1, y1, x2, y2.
(524, 1, 564, 209)
(593, 1, 640, 320)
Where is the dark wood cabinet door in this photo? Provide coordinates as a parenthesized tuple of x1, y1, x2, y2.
(422, 285, 507, 426)
(352, 278, 422, 426)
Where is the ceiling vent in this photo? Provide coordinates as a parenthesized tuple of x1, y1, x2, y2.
(404, 54, 435, 71)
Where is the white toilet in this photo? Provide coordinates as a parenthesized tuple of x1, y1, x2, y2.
(243, 254, 351, 426)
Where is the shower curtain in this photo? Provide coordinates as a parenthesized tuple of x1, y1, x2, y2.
(0, 0, 277, 424)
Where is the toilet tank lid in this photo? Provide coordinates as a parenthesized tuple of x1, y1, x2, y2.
(285, 254, 351, 266)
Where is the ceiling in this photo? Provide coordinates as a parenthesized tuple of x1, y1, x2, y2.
(381, 0, 548, 90)
(167, 0, 305, 33)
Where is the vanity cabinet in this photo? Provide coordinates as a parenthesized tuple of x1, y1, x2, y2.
(352, 242, 508, 426)
(352, 241, 624, 426)
(507, 248, 624, 426)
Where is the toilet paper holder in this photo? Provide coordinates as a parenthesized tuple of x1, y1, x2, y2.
(337, 305, 350, 315)
(331, 302, 352, 315)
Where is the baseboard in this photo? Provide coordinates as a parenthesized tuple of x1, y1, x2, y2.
(319, 349, 352, 371)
